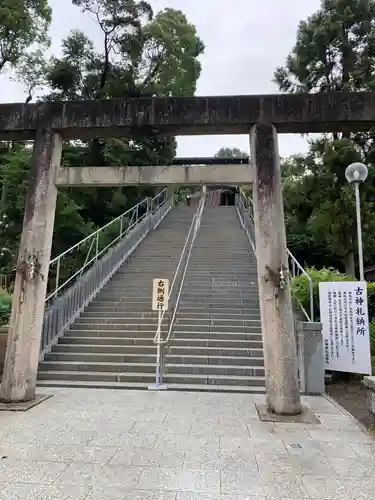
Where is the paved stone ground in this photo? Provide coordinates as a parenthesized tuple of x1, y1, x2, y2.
(0, 389, 375, 499)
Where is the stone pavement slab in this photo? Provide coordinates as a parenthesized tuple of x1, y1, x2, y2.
(0, 388, 374, 499)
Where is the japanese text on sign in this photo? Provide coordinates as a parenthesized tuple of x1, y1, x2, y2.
(152, 279, 169, 311)
(319, 281, 371, 375)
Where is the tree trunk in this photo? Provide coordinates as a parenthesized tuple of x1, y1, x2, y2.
(344, 251, 356, 278)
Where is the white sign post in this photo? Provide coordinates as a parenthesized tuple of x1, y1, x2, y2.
(319, 281, 372, 374)
(149, 278, 169, 390)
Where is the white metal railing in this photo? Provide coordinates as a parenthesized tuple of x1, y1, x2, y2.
(151, 192, 206, 388)
(237, 187, 314, 321)
(46, 189, 167, 303)
(287, 249, 314, 322)
(41, 192, 172, 355)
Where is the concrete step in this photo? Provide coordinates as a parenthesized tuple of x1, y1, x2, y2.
(91, 299, 153, 305)
(80, 311, 260, 320)
(184, 271, 258, 275)
(179, 300, 259, 307)
(84, 305, 163, 312)
(174, 323, 262, 332)
(40, 360, 264, 377)
(183, 280, 258, 285)
(51, 343, 263, 358)
(177, 306, 260, 314)
(74, 318, 261, 327)
(59, 336, 155, 345)
(180, 285, 258, 290)
(68, 325, 262, 337)
(70, 323, 161, 330)
(84, 306, 260, 315)
(45, 352, 156, 363)
(187, 265, 255, 269)
(165, 364, 265, 377)
(52, 344, 157, 354)
(39, 361, 158, 373)
(38, 370, 155, 383)
(36, 379, 265, 394)
(80, 312, 164, 318)
(37, 370, 265, 387)
(65, 330, 262, 341)
(171, 332, 263, 340)
(84, 305, 162, 313)
(45, 351, 264, 367)
(179, 293, 258, 299)
(165, 355, 264, 367)
(58, 336, 263, 349)
(168, 346, 264, 357)
(74, 319, 170, 327)
(65, 330, 159, 338)
(172, 338, 263, 348)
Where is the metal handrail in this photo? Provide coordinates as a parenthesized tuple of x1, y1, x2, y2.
(46, 188, 167, 302)
(41, 191, 172, 356)
(163, 193, 205, 345)
(153, 194, 205, 345)
(237, 187, 314, 322)
(150, 192, 206, 389)
(287, 249, 314, 322)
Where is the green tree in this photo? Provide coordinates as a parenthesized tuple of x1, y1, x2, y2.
(215, 147, 249, 159)
(41, 0, 204, 225)
(0, 0, 51, 72)
(274, 0, 375, 95)
(282, 139, 375, 276)
(274, 0, 375, 274)
(0, 0, 205, 287)
(145, 8, 204, 96)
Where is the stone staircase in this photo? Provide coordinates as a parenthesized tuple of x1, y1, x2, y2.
(164, 206, 265, 392)
(38, 202, 265, 393)
(37, 206, 196, 389)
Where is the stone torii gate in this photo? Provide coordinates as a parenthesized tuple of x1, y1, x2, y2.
(0, 92, 374, 415)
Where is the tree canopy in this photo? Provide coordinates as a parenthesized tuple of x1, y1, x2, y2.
(0, 0, 204, 286)
(0, 0, 51, 73)
(2, 0, 375, 287)
(215, 148, 249, 159)
(274, 0, 375, 276)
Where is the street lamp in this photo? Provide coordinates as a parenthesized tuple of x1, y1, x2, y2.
(345, 162, 368, 281)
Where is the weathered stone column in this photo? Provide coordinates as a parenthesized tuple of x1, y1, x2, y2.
(250, 122, 302, 415)
(0, 127, 62, 403)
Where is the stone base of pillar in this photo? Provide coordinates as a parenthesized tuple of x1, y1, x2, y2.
(255, 403, 321, 424)
(0, 393, 52, 412)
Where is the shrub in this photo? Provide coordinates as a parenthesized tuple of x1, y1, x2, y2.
(367, 282, 375, 319)
(0, 288, 11, 326)
(291, 267, 352, 322)
(370, 319, 375, 356)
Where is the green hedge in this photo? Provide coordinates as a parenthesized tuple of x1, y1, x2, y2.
(291, 267, 375, 354)
(0, 288, 11, 326)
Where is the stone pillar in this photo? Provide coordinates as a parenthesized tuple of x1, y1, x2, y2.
(250, 122, 302, 415)
(0, 127, 62, 403)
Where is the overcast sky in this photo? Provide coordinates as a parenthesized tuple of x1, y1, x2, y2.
(1, 0, 322, 158)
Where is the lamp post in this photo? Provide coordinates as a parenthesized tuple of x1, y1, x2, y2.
(345, 162, 368, 281)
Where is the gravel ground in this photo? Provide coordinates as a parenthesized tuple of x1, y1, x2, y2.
(326, 379, 374, 429)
